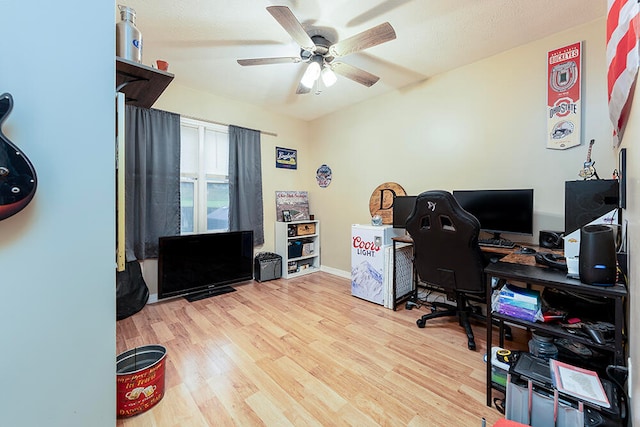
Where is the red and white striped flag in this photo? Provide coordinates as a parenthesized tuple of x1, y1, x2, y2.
(607, 0, 640, 145)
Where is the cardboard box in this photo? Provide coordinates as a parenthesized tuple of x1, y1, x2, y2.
(302, 242, 315, 256)
(296, 222, 316, 236)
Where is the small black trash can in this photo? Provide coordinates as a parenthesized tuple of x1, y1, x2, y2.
(254, 252, 282, 282)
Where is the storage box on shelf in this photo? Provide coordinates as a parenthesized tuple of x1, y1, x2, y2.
(275, 220, 320, 278)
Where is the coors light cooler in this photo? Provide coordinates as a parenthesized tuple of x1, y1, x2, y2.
(351, 224, 403, 305)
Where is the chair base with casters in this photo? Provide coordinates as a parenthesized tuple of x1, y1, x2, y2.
(416, 292, 485, 350)
(415, 291, 512, 351)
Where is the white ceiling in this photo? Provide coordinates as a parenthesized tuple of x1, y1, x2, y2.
(121, 0, 606, 121)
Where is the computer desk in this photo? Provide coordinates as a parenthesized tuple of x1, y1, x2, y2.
(485, 249, 627, 407)
(389, 237, 627, 407)
(390, 236, 551, 310)
(389, 236, 526, 310)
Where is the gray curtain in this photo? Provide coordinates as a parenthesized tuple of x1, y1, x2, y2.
(125, 105, 181, 260)
(229, 125, 264, 245)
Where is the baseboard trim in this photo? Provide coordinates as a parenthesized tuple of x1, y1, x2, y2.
(320, 265, 350, 279)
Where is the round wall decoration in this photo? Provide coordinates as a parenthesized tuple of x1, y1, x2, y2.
(368, 182, 406, 224)
(316, 164, 332, 188)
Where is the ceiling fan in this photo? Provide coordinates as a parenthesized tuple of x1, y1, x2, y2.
(237, 6, 396, 94)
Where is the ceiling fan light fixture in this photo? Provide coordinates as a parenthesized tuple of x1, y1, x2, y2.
(240, 6, 393, 94)
(300, 56, 322, 88)
(321, 67, 337, 87)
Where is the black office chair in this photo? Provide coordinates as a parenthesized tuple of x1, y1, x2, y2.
(406, 190, 488, 351)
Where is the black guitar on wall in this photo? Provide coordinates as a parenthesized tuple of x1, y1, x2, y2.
(0, 93, 37, 220)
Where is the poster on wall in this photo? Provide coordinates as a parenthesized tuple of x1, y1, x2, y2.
(547, 41, 582, 150)
(275, 190, 309, 221)
(275, 147, 297, 169)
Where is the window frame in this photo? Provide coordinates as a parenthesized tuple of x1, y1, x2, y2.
(180, 117, 229, 234)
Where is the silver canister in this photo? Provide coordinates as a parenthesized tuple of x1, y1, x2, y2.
(116, 5, 142, 63)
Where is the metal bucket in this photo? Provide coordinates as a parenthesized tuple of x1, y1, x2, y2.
(116, 345, 167, 418)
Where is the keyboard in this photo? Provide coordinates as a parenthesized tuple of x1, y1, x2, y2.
(478, 238, 515, 249)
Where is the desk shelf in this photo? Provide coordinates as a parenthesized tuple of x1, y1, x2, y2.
(485, 261, 627, 408)
(491, 313, 619, 354)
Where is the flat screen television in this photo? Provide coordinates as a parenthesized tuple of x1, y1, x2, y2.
(392, 196, 417, 228)
(158, 230, 254, 301)
(453, 189, 534, 239)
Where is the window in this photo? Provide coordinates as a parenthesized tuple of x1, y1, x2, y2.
(180, 118, 229, 234)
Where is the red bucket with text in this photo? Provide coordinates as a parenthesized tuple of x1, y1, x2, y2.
(116, 345, 167, 418)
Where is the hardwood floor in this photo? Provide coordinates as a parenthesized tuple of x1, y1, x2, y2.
(116, 272, 518, 426)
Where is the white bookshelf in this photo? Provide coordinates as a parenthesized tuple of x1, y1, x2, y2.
(275, 220, 320, 278)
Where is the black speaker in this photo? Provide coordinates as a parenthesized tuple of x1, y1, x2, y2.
(579, 225, 616, 286)
(539, 230, 564, 249)
(564, 180, 619, 234)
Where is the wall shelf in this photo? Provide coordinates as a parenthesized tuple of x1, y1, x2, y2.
(116, 57, 174, 108)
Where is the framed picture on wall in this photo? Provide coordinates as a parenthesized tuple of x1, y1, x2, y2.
(276, 147, 297, 169)
(275, 191, 309, 221)
(546, 42, 582, 150)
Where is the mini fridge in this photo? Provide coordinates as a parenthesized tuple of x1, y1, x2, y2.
(351, 224, 404, 305)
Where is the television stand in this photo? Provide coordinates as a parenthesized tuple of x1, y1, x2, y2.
(184, 285, 236, 302)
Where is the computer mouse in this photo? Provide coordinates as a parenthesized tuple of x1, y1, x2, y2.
(520, 247, 536, 254)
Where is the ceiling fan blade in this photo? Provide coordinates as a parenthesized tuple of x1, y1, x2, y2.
(266, 6, 316, 52)
(237, 57, 301, 66)
(331, 62, 380, 87)
(296, 83, 312, 94)
(329, 22, 396, 57)
(346, 0, 412, 27)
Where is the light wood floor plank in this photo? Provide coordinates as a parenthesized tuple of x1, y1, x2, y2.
(116, 272, 519, 426)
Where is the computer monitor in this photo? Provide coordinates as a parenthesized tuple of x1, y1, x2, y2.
(392, 196, 417, 228)
(453, 189, 534, 240)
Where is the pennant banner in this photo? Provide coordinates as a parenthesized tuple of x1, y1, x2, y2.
(547, 42, 582, 150)
(607, 0, 640, 146)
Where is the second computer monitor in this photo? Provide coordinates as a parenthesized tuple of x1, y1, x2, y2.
(453, 189, 534, 239)
(392, 196, 417, 229)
